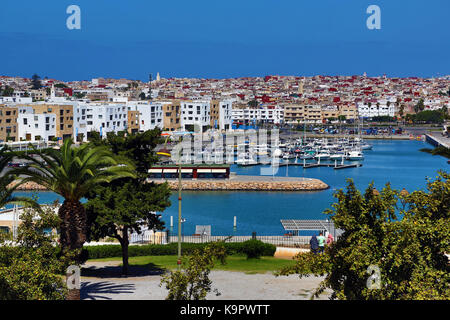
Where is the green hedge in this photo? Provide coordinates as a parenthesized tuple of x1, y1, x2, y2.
(85, 241, 276, 260)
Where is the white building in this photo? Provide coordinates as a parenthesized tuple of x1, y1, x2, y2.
(83, 103, 128, 138)
(181, 100, 211, 132)
(217, 100, 232, 130)
(232, 106, 284, 125)
(127, 101, 164, 131)
(357, 101, 396, 118)
(18, 111, 56, 142)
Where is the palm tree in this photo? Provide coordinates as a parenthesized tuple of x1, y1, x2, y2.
(12, 139, 136, 251)
(0, 147, 38, 211)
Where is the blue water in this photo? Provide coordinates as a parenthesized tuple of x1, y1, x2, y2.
(13, 140, 448, 236)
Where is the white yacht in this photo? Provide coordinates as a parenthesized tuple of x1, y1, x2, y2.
(346, 150, 364, 161)
(236, 154, 259, 166)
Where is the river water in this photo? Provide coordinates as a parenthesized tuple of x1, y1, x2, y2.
(13, 140, 448, 236)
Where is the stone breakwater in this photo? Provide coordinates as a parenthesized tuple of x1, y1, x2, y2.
(10, 178, 329, 192)
(159, 179, 329, 192)
(8, 181, 47, 191)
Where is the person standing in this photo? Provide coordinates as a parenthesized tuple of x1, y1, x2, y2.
(317, 232, 326, 254)
(327, 233, 334, 245)
(310, 234, 319, 254)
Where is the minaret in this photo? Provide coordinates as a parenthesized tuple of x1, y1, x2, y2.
(50, 83, 56, 99)
(156, 72, 161, 82)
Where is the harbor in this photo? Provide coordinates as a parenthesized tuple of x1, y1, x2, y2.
(10, 139, 448, 236)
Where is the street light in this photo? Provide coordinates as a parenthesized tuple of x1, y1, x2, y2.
(157, 131, 192, 270)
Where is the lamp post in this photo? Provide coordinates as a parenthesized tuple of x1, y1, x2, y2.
(157, 131, 191, 270)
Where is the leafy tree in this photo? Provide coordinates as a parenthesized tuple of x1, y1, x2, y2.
(277, 173, 450, 300)
(73, 92, 86, 99)
(160, 241, 227, 300)
(85, 130, 171, 274)
(0, 86, 14, 97)
(414, 99, 425, 113)
(0, 148, 38, 210)
(139, 92, 147, 100)
(247, 99, 258, 108)
(0, 202, 70, 300)
(11, 139, 136, 253)
(31, 74, 42, 90)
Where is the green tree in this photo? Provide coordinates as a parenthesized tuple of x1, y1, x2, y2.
(278, 173, 450, 300)
(248, 99, 258, 108)
(160, 241, 227, 300)
(85, 130, 171, 274)
(12, 139, 136, 253)
(0, 148, 37, 210)
(31, 74, 42, 90)
(0, 202, 69, 300)
(0, 86, 14, 97)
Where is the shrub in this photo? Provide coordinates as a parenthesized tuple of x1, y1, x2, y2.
(85, 241, 276, 260)
(240, 239, 269, 259)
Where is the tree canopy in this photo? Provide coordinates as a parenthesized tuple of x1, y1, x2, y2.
(85, 129, 171, 274)
(278, 172, 450, 300)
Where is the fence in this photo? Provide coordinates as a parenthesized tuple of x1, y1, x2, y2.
(129, 232, 313, 248)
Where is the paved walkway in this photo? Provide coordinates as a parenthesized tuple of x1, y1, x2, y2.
(80, 261, 331, 300)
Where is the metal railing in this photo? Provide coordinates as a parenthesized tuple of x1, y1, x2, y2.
(129, 232, 313, 248)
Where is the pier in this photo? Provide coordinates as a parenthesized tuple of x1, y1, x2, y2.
(278, 162, 362, 170)
(425, 133, 450, 149)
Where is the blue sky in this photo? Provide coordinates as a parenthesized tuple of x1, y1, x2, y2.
(0, 0, 448, 81)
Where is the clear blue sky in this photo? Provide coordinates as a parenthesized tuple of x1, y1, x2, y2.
(0, 0, 448, 81)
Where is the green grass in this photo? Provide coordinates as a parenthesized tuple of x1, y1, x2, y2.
(88, 255, 296, 274)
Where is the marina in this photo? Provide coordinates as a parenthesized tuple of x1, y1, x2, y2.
(10, 139, 448, 236)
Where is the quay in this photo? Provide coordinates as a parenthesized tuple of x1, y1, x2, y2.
(425, 132, 450, 149)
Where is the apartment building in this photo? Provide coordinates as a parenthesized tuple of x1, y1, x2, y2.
(18, 112, 56, 142)
(321, 106, 340, 121)
(127, 110, 140, 134)
(31, 104, 74, 140)
(304, 105, 322, 123)
(0, 105, 19, 142)
(284, 105, 305, 123)
(231, 106, 283, 125)
(159, 100, 181, 132)
(180, 100, 211, 132)
(127, 101, 164, 132)
(210, 99, 232, 130)
(83, 103, 128, 138)
(357, 102, 395, 118)
(338, 104, 358, 120)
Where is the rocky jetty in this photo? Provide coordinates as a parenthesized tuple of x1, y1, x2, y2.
(10, 177, 329, 192)
(8, 181, 47, 191)
(159, 179, 329, 192)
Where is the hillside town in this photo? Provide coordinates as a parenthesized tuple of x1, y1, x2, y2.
(0, 73, 449, 143)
